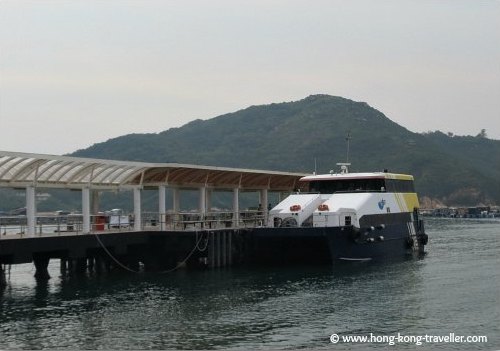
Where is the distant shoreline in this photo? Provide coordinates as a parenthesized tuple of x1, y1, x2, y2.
(420, 205, 499, 219)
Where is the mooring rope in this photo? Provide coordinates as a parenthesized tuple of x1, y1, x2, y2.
(196, 231, 210, 252)
(93, 233, 139, 273)
(157, 231, 207, 274)
(92, 230, 208, 274)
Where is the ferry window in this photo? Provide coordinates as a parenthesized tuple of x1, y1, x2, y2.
(384, 179, 415, 193)
(308, 179, 385, 194)
(345, 216, 352, 226)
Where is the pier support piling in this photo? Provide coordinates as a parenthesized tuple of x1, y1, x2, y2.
(33, 255, 51, 280)
(87, 257, 95, 272)
(207, 230, 235, 268)
(0, 266, 6, 288)
(209, 231, 215, 268)
(222, 231, 227, 267)
(228, 231, 233, 266)
(76, 258, 87, 274)
(94, 256, 108, 274)
(216, 231, 221, 267)
(68, 258, 87, 275)
(60, 258, 68, 273)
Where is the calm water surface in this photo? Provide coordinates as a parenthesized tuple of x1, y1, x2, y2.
(0, 218, 499, 350)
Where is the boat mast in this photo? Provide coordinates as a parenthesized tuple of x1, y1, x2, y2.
(336, 131, 351, 174)
(345, 131, 351, 164)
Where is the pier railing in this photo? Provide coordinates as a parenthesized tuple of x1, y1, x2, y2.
(0, 210, 266, 238)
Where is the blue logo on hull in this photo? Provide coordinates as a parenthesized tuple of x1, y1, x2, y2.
(378, 199, 386, 210)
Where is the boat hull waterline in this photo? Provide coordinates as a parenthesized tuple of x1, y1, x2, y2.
(254, 220, 428, 262)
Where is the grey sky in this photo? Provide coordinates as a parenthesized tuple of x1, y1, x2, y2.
(1, 0, 499, 155)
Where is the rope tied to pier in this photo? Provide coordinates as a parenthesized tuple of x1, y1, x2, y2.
(93, 231, 208, 274)
(158, 231, 208, 274)
(196, 231, 210, 252)
(93, 233, 139, 273)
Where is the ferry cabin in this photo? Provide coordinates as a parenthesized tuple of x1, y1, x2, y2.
(268, 171, 420, 229)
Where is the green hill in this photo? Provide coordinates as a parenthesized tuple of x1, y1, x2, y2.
(2, 94, 498, 211)
(71, 95, 499, 206)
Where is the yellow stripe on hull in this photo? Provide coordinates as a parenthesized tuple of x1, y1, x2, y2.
(391, 192, 419, 213)
(385, 173, 414, 181)
(402, 193, 420, 211)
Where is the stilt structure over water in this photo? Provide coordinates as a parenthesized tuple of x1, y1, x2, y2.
(0, 151, 308, 284)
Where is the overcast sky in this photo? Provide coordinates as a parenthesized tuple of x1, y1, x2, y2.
(1, 0, 499, 155)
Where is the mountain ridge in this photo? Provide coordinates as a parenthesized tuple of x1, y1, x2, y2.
(69, 94, 500, 206)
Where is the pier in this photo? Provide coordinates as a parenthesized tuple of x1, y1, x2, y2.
(0, 151, 308, 285)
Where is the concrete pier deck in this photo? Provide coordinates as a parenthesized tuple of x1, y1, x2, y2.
(0, 150, 311, 285)
(0, 229, 249, 275)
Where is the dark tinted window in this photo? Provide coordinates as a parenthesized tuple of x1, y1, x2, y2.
(308, 178, 386, 194)
(307, 178, 415, 194)
(345, 216, 352, 226)
(384, 179, 415, 193)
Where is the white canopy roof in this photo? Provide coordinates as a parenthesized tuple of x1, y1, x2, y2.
(0, 151, 307, 191)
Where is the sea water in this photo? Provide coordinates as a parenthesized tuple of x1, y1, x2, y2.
(0, 218, 498, 350)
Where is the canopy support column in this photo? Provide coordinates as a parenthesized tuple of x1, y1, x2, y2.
(259, 189, 268, 225)
(206, 188, 212, 213)
(26, 185, 36, 237)
(199, 187, 206, 216)
(158, 185, 166, 230)
(233, 188, 239, 227)
(82, 187, 91, 234)
(172, 187, 180, 212)
(91, 190, 100, 215)
(133, 187, 142, 231)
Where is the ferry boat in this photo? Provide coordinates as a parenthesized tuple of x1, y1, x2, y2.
(254, 163, 428, 262)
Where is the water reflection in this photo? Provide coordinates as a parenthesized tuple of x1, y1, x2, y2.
(1, 218, 499, 349)
(1, 260, 426, 349)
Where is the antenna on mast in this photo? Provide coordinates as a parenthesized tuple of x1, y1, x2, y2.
(345, 130, 351, 163)
(336, 131, 352, 174)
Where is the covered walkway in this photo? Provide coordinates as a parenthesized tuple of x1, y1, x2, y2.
(0, 150, 307, 237)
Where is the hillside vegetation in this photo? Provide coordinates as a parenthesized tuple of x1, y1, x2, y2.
(71, 95, 499, 206)
(2, 95, 498, 211)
